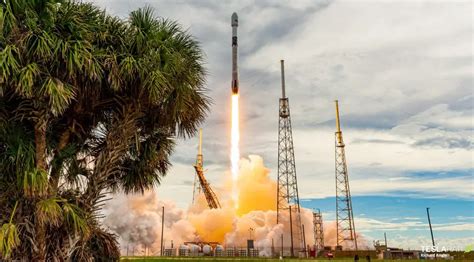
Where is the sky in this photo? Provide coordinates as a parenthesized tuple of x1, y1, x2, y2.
(92, 0, 473, 250)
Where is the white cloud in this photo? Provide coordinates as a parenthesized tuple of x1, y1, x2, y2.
(434, 223, 474, 231)
(91, 0, 473, 217)
(356, 217, 474, 232)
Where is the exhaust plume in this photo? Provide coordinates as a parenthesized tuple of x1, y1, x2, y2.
(103, 155, 367, 255)
(230, 94, 240, 208)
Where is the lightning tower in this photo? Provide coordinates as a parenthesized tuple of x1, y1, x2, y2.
(312, 209, 324, 252)
(277, 60, 303, 256)
(334, 100, 358, 250)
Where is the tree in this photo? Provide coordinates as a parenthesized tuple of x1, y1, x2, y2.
(0, 0, 209, 260)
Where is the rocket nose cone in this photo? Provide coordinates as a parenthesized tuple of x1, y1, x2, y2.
(231, 12, 238, 27)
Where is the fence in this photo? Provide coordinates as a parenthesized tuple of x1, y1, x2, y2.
(174, 247, 261, 257)
(160, 247, 310, 258)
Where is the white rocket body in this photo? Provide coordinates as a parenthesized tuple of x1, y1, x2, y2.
(231, 12, 239, 94)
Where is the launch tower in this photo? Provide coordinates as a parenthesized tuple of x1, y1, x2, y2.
(193, 129, 221, 209)
(334, 100, 358, 250)
(276, 60, 303, 256)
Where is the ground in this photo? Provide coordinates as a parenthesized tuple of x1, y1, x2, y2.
(120, 258, 474, 262)
(121, 258, 363, 262)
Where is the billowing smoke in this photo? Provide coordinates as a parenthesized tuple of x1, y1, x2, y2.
(103, 155, 367, 255)
(322, 220, 369, 250)
(103, 192, 197, 254)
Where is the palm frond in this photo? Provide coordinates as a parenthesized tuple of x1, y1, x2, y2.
(62, 202, 89, 236)
(71, 224, 119, 261)
(21, 168, 48, 198)
(24, 30, 54, 60)
(40, 77, 75, 115)
(128, 6, 158, 54)
(16, 63, 40, 97)
(0, 223, 20, 259)
(0, 201, 20, 259)
(0, 1, 17, 38)
(0, 45, 20, 86)
(36, 198, 63, 227)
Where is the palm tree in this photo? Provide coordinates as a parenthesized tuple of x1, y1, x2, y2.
(0, 0, 209, 260)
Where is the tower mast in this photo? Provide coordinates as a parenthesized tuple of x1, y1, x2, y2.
(277, 60, 303, 256)
(334, 100, 358, 250)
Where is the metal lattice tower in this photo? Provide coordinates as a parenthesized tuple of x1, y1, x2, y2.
(334, 100, 358, 250)
(192, 131, 202, 204)
(313, 209, 324, 251)
(193, 129, 221, 209)
(277, 60, 303, 255)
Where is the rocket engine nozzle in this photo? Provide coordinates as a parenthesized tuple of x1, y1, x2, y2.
(232, 82, 238, 94)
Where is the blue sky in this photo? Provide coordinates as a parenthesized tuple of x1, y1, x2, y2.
(302, 196, 474, 249)
(94, 0, 473, 249)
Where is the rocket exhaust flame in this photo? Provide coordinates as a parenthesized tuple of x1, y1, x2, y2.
(231, 94, 239, 208)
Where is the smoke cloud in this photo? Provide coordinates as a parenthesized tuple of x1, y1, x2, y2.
(103, 155, 366, 255)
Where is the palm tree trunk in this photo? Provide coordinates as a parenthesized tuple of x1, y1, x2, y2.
(34, 118, 47, 261)
(34, 121, 47, 171)
(34, 220, 47, 261)
(50, 130, 71, 191)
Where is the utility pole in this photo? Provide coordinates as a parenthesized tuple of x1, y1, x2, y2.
(427, 207, 436, 259)
(289, 205, 294, 257)
(426, 208, 436, 247)
(271, 238, 275, 257)
(161, 206, 165, 256)
(302, 224, 307, 258)
(281, 234, 284, 258)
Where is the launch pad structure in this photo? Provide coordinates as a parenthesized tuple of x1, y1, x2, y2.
(276, 60, 304, 257)
(334, 100, 358, 249)
(192, 129, 221, 209)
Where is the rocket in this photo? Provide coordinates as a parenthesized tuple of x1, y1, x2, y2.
(231, 12, 239, 94)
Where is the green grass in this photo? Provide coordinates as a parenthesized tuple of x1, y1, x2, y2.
(120, 258, 473, 262)
(121, 258, 384, 262)
(122, 258, 355, 261)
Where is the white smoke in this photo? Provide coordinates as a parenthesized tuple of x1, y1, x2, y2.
(103, 155, 367, 255)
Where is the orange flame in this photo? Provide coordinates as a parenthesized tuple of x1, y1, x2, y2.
(231, 94, 240, 208)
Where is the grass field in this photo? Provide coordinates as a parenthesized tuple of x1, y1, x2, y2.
(120, 257, 474, 262)
(120, 257, 374, 261)
(121, 259, 362, 262)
